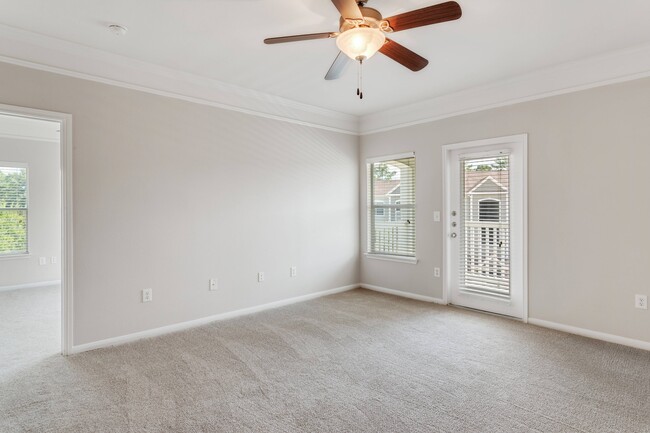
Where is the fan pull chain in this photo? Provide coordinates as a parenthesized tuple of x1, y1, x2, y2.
(357, 58, 364, 100)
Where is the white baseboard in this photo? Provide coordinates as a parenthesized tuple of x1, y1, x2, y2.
(362, 283, 649, 352)
(528, 318, 650, 352)
(0, 280, 61, 292)
(361, 283, 446, 304)
(71, 284, 359, 354)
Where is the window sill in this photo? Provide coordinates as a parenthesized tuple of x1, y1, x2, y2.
(0, 253, 31, 261)
(364, 253, 418, 265)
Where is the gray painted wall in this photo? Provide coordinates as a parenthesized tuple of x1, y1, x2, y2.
(1, 59, 649, 348)
(0, 62, 359, 346)
(360, 77, 650, 344)
(0, 136, 61, 287)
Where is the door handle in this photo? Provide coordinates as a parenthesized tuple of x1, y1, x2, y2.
(450, 232, 457, 238)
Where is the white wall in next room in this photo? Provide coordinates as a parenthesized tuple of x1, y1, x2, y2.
(0, 135, 61, 289)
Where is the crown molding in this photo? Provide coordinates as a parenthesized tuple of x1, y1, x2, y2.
(3, 23, 650, 137)
(360, 42, 650, 135)
(0, 24, 359, 135)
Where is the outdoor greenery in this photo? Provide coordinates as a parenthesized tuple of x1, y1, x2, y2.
(373, 163, 396, 180)
(0, 167, 28, 254)
(467, 157, 508, 171)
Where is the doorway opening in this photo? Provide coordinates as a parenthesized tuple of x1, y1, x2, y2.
(443, 135, 528, 320)
(0, 105, 72, 372)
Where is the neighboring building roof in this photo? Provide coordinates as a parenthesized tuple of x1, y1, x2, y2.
(464, 170, 509, 194)
(373, 179, 400, 196)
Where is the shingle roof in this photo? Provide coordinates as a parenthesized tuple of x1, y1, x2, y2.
(464, 170, 509, 194)
(373, 179, 400, 196)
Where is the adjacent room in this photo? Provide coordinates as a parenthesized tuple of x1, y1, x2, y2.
(0, 0, 649, 432)
(0, 114, 62, 374)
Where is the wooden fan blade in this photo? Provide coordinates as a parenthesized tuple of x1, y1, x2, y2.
(264, 32, 337, 44)
(325, 52, 351, 80)
(384, 1, 462, 33)
(379, 39, 429, 71)
(331, 0, 363, 20)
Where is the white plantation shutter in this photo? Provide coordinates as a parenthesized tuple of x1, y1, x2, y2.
(0, 165, 28, 255)
(459, 155, 510, 297)
(368, 154, 416, 257)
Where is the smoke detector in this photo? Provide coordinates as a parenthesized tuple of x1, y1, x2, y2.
(108, 24, 128, 36)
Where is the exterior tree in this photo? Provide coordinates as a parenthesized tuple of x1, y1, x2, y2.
(0, 168, 28, 254)
(373, 163, 396, 180)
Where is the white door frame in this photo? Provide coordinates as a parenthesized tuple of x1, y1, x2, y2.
(0, 103, 74, 355)
(442, 134, 528, 322)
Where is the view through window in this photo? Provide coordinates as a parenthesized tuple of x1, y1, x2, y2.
(368, 155, 416, 257)
(460, 155, 510, 297)
(0, 165, 28, 255)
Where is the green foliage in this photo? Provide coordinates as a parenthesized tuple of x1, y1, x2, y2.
(0, 168, 28, 254)
(373, 163, 396, 180)
(493, 157, 508, 170)
(0, 210, 27, 253)
(466, 157, 509, 172)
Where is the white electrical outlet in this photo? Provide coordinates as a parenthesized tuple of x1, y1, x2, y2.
(142, 288, 153, 303)
(258, 272, 265, 282)
(635, 295, 648, 310)
(51, 256, 57, 264)
(434, 267, 441, 278)
(290, 266, 297, 277)
(209, 278, 218, 291)
(39, 257, 47, 265)
(434, 211, 441, 222)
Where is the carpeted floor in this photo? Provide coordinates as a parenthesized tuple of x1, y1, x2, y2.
(0, 284, 60, 377)
(1, 288, 649, 432)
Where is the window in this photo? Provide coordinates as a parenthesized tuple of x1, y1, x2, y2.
(368, 154, 416, 258)
(0, 164, 28, 255)
(478, 199, 500, 221)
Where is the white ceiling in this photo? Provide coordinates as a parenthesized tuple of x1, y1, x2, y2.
(1, 0, 650, 117)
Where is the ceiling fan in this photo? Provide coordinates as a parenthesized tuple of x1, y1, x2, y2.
(264, 0, 462, 98)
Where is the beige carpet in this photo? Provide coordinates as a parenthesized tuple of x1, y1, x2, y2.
(1, 288, 649, 432)
(0, 284, 60, 377)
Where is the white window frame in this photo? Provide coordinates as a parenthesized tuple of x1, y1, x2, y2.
(365, 152, 418, 265)
(0, 161, 30, 258)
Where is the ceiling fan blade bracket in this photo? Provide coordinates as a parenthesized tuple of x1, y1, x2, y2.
(344, 18, 365, 26)
(379, 21, 393, 33)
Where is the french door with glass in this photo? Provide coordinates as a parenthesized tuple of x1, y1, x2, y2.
(444, 135, 527, 319)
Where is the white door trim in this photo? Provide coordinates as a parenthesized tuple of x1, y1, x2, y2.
(0, 103, 74, 355)
(442, 134, 528, 322)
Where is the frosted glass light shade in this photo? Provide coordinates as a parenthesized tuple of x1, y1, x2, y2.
(336, 27, 386, 61)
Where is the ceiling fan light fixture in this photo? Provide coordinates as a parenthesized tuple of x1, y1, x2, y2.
(336, 27, 385, 61)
